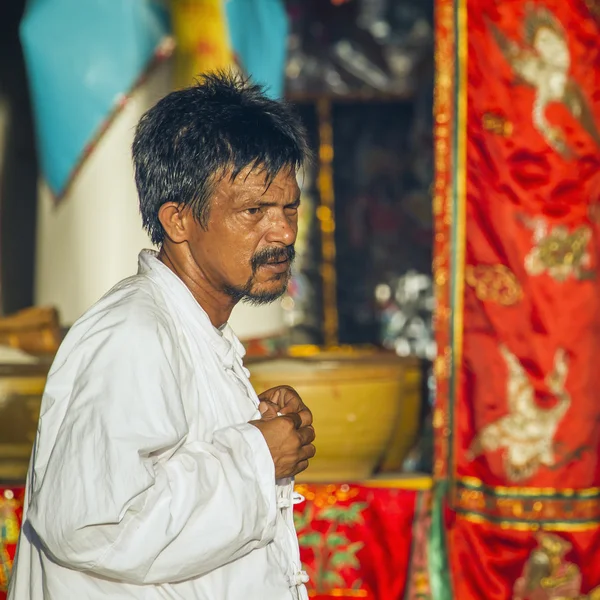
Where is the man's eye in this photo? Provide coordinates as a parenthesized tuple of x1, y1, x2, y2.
(246, 207, 261, 215)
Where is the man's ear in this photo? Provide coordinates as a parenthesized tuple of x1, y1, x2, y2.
(158, 202, 190, 243)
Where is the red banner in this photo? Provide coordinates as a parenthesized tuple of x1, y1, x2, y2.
(433, 0, 600, 598)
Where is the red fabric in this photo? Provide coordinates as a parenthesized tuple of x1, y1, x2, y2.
(0, 487, 25, 599)
(434, 0, 600, 597)
(448, 514, 600, 600)
(293, 483, 422, 599)
(461, 0, 600, 490)
(1, 483, 427, 600)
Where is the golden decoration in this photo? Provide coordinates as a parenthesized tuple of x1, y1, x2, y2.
(482, 113, 514, 136)
(468, 345, 570, 482)
(458, 511, 600, 532)
(433, 408, 445, 430)
(465, 264, 523, 306)
(489, 5, 600, 157)
(434, 347, 452, 380)
(524, 219, 593, 281)
(431, 0, 455, 484)
(316, 99, 340, 347)
(513, 533, 600, 599)
(452, 476, 600, 530)
(451, 0, 468, 390)
(458, 476, 600, 498)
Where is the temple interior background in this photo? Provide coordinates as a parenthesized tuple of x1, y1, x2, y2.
(1, 1, 600, 599)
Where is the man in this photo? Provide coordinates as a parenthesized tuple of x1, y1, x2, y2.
(8, 72, 316, 600)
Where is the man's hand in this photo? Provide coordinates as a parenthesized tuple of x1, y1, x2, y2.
(258, 386, 313, 426)
(250, 416, 316, 478)
(252, 386, 315, 478)
(257, 399, 279, 420)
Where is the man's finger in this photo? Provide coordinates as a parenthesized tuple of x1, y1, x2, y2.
(299, 444, 316, 461)
(297, 425, 315, 446)
(293, 460, 310, 476)
(258, 400, 279, 420)
(279, 404, 312, 428)
(277, 387, 303, 409)
(281, 412, 302, 430)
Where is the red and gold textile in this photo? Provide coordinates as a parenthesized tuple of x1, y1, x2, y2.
(294, 481, 432, 599)
(1, 481, 431, 600)
(0, 488, 24, 597)
(433, 0, 600, 597)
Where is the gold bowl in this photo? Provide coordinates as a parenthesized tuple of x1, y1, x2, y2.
(248, 349, 421, 482)
(0, 364, 47, 482)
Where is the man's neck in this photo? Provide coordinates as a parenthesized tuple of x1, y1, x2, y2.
(158, 245, 235, 328)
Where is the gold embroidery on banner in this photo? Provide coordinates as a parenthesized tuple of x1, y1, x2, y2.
(523, 218, 593, 281)
(465, 264, 523, 305)
(482, 113, 514, 136)
(459, 511, 600, 532)
(434, 347, 452, 381)
(489, 5, 600, 158)
(513, 533, 600, 599)
(449, 477, 600, 531)
(458, 476, 600, 498)
(468, 346, 570, 482)
(432, 0, 455, 479)
(453, 488, 600, 526)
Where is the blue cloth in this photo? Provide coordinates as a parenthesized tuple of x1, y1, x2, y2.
(20, 0, 169, 196)
(226, 0, 288, 99)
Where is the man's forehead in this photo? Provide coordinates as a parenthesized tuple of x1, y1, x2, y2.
(220, 165, 300, 197)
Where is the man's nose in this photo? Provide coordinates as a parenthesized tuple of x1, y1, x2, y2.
(265, 210, 297, 246)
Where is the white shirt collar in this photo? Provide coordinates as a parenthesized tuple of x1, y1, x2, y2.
(137, 250, 246, 368)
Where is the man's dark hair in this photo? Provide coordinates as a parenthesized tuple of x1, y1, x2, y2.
(132, 71, 310, 245)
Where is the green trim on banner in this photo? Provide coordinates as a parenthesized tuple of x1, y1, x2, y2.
(428, 480, 452, 600)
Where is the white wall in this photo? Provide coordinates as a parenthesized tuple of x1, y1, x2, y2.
(35, 63, 168, 325)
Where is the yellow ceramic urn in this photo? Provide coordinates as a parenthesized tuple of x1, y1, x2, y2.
(248, 350, 421, 482)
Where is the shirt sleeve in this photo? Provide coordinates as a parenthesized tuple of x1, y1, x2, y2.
(26, 309, 277, 585)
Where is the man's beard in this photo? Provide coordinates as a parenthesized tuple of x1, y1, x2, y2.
(223, 245, 296, 306)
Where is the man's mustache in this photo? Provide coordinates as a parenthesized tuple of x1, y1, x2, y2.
(251, 245, 296, 272)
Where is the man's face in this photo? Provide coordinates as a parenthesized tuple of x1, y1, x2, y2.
(187, 165, 300, 305)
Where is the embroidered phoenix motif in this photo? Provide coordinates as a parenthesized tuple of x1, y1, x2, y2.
(489, 4, 600, 157)
(468, 345, 570, 482)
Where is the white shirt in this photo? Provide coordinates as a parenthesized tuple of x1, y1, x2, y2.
(8, 250, 308, 600)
